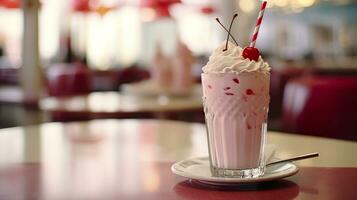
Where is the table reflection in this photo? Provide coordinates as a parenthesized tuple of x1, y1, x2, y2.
(0, 120, 356, 199)
(174, 180, 300, 200)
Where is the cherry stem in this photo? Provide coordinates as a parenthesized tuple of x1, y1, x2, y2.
(223, 14, 238, 52)
(215, 18, 239, 47)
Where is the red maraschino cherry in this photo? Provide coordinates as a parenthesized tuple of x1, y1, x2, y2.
(242, 47, 260, 62)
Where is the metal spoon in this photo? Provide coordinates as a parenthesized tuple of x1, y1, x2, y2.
(266, 152, 319, 166)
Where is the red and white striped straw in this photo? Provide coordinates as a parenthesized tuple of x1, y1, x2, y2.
(249, 1, 267, 48)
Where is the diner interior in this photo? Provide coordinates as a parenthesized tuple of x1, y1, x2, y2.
(0, 0, 356, 199)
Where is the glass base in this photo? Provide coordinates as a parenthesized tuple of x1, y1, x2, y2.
(210, 166, 265, 178)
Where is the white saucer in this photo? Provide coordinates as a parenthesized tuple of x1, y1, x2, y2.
(171, 157, 299, 185)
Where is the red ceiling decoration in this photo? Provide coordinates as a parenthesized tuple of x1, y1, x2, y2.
(140, 0, 181, 17)
(71, 0, 91, 12)
(0, 0, 21, 9)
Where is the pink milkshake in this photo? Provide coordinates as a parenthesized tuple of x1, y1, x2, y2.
(202, 41, 270, 177)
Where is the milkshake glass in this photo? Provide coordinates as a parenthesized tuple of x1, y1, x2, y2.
(202, 42, 270, 178)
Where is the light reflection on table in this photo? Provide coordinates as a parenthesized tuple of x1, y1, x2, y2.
(0, 119, 356, 199)
(1, 119, 356, 167)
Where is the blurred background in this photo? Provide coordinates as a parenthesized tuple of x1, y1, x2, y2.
(0, 0, 356, 141)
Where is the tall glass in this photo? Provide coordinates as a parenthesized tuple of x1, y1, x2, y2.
(201, 72, 270, 178)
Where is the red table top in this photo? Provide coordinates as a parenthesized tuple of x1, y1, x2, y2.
(0, 119, 356, 199)
(0, 163, 356, 200)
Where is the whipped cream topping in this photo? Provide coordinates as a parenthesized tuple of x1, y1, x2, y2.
(202, 41, 270, 74)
